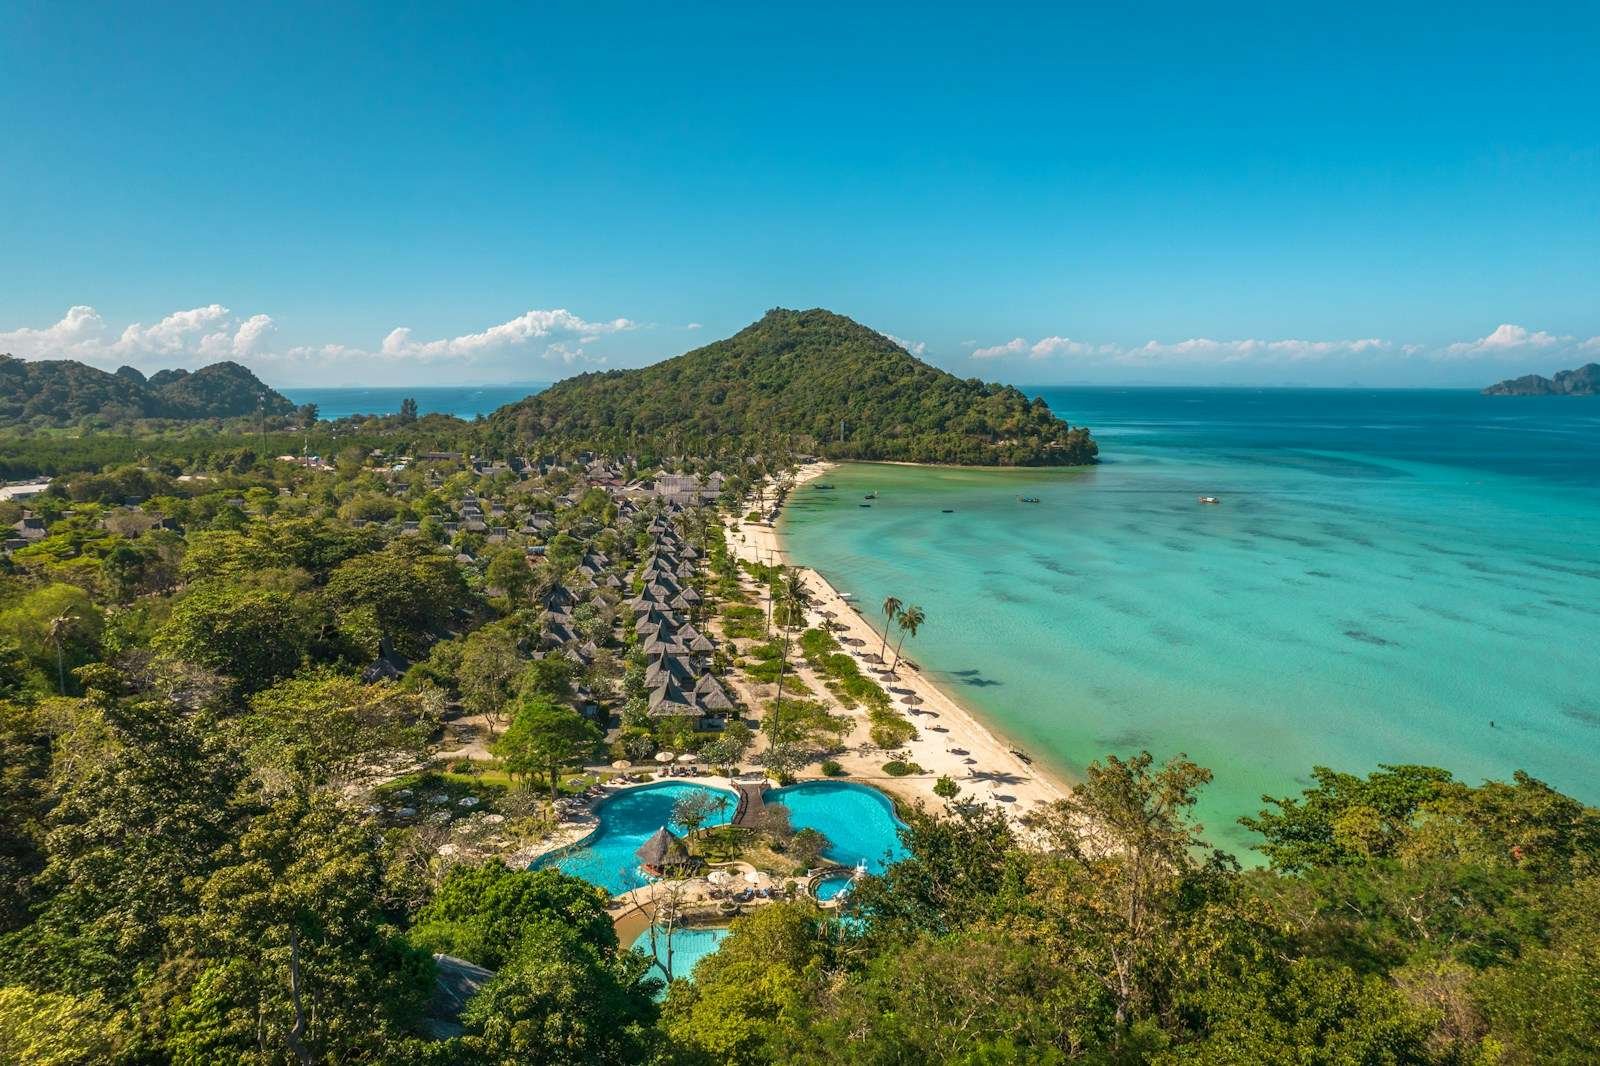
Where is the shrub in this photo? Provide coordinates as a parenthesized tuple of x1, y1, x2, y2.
(820, 759, 846, 777)
(882, 760, 924, 777)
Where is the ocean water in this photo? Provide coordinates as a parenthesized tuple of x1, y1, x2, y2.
(779, 388, 1600, 854)
(280, 384, 546, 421)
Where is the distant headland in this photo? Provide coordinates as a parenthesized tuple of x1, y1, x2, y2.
(0, 354, 294, 427)
(1483, 362, 1600, 396)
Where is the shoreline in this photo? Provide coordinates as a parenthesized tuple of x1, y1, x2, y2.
(730, 461, 1070, 819)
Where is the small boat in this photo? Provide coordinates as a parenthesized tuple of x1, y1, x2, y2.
(815, 483, 835, 490)
(941, 508, 955, 513)
(864, 491, 878, 500)
(1198, 496, 1220, 505)
(1018, 495, 1041, 504)
(1010, 748, 1034, 765)
(858, 503, 872, 508)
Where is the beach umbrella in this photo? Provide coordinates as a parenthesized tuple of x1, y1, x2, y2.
(744, 870, 761, 885)
(676, 752, 697, 763)
(612, 759, 633, 770)
(902, 694, 924, 706)
(655, 751, 676, 763)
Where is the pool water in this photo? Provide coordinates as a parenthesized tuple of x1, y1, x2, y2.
(534, 782, 736, 896)
(769, 781, 908, 874)
(629, 925, 731, 990)
(813, 874, 855, 901)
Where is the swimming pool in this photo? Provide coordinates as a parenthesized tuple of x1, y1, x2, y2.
(768, 781, 908, 875)
(629, 925, 730, 990)
(533, 781, 736, 896)
(813, 874, 855, 901)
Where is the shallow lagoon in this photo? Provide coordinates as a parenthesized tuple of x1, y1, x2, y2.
(780, 388, 1600, 853)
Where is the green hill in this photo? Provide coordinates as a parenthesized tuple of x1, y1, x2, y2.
(490, 308, 1096, 465)
(0, 355, 295, 426)
(1484, 362, 1600, 396)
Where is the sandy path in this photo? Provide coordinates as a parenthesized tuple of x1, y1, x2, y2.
(726, 462, 1069, 819)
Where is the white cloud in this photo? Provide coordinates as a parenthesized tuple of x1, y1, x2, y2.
(1442, 323, 1569, 357)
(972, 337, 1029, 359)
(116, 304, 231, 355)
(2, 304, 636, 382)
(379, 309, 634, 361)
(230, 314, 277, 358)
(1028, 336, 1119, 359)
(968, 323, 1600, 378)
(884, 332, 927, 356)
(686, 322, 703, 330)
(0, 305, 109, 357)
(1122, 336, 1391, 364)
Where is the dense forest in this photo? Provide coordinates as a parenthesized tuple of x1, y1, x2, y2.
(488, 309, 1097, 466)
(0, 356, 296, 427)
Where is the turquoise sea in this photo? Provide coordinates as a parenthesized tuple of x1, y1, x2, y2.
(779, 389, 1600, 853)
(280, 384, 544, 421)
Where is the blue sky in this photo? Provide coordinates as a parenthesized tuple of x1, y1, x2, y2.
(2, 2, 1596, 387)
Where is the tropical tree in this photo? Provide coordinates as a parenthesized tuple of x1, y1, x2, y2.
(155, 582, 309, 693)
(243, 668, 441, 792)
(767, 568, 812, 749)
(457, 920, 657, 1065)
(458, 625, 522, 731)
(672, 790, 730, 845)
(879, 595, 903, 662)
(485, 545, 532, 605)
(170, 793, 434, 1064)
(408, 863, 614, 969)
(47, 609, 83, 695)
(494, 695, 602, 798)
(889, 604, 925, 670)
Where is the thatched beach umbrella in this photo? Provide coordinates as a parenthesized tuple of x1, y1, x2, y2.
(612, 760, 633, 770)
(902, 693, 924, 706)
(676, 752, 697, 763)
(655, 751, 676, 764)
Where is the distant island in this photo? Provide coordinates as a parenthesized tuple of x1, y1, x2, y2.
(0, 355, 295, 427)
(490, 308, 1097, 466)
(1484, 362, 1600, 396)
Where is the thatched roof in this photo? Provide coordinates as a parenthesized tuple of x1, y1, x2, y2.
(636, 825, 688, 868)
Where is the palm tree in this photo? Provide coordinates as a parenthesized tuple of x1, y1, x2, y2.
(768, 567, 812, 748)
(879, 596, 903, 662)
(47, 609, 80, 695)
(890, 604, 925, 671)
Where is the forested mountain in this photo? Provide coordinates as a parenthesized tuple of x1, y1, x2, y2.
(490, 309, 1097, 465)
(0, 355, 294, 426)
(1484, 362, 1600, 396)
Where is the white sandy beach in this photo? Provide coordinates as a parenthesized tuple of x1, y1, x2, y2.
(727, 461, 1069, 819)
